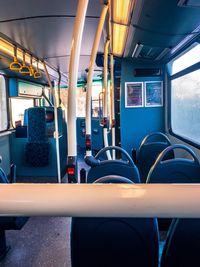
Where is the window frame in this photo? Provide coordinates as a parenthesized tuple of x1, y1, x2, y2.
(0, 75, 9, 133)
(168, 58, 200, 148)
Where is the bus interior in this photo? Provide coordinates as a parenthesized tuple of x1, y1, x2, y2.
(0, 0, 200, 266)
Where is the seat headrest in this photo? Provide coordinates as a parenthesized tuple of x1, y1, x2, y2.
(94, 175, 133, 184)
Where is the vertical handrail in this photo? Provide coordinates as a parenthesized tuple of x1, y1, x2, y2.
(43, 63, 61, 184)
(110, 54, 116, 159)
(58, 70, 62, 107)
(67, 0, 89, 180)
(98, 91, 104, 125)
(108, 1, 116, 159)
(103, 39, 112, 160)
(85, 4, 108, 157)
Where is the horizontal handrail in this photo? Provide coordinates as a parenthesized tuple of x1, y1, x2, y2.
(0, 184, 200, 217)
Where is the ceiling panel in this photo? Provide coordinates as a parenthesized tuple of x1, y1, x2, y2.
(127, 0, 200, 61)
(0, 0, 101, 19)
(0, 0, 104, 78)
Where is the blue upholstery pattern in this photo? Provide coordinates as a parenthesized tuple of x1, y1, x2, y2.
(71, 176, 159, 267)
(161, 219, 200, 267)
(27, 107, 47, 142)
(25, 142, 49, 167)
(25, 107, 50, 167)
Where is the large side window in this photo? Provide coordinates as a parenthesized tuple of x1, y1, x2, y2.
(92, 83, 103, 118)
(170, 43, 200, 145)
(59, 82, 103, 118)
(0, 75, 8, 131)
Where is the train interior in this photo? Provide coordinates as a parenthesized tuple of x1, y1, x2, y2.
(0, 0, 200, 266)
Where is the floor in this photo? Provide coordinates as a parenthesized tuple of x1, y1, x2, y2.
(0, 217, 71, 267)
(0, 152, 89, 267)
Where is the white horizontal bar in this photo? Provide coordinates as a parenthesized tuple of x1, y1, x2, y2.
(1, 184, 200, 217)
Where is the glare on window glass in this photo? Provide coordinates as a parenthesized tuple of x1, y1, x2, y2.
(11, 98, 33, 127)
(172, 43, 200, 75)
(92, 83, 103, 118)
(171, 69, 200, 143)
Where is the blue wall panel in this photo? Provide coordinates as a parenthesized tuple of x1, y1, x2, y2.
(120, 60, 165, 154)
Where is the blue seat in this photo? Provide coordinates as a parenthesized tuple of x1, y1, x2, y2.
(0, 162, 28, 259)
(86, 146, 140, 183)
(136, 132, 174, 183)
(146, 144, 200, 184)
(25, 107, 50, 167)
(147, 144, 200, 230)
(71, 176, 159, 267)
(161, 219, 200, 267)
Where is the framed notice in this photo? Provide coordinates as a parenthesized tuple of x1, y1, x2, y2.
(125, 82, 143, 108)
(145, 81, 163, 107)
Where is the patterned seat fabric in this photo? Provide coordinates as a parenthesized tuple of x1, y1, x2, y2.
(25, 107, 50, 167)
(27, 107, 47, 142)
(25, 142, 49, 167)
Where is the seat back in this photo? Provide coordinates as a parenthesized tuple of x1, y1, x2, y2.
(147, 144, 200, 183)
(27, 107, 47, 142)
(87, 160, 140, 183)
(0, 168, 8, 183)
(161, 219, 200, 267)
(25, 107, 49, 167)
(136, 132, 173, 183)
(147, 144, 200, 230)
(71, 176, 159, 267)
(86, 146, 141, 183)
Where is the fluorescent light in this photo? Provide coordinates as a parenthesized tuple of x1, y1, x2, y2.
(131, 43, 143, 58)
(112, 0, 135, 25)
(155, 48, 171, 60)
(0, 37, 44, 71)
(111, 0, 135, 57)
(0, 38, 14, 57)
(112, 23, 128, 56)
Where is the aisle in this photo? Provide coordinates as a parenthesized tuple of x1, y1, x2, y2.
(1, 217, 71, 267)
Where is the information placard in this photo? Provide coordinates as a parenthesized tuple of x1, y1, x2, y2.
(125, 82, 143, 108)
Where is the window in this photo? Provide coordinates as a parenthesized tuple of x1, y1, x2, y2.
(171, 43, 200, 75)
(11, 98, 33, 127)
(170, 40, 200, 145)
(77, 88, 86, 117)
(171, 69, 200, 144)
(92, 84, 103, 117)
(59, 83, 103, 118)
(0, 75, 8, 131)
